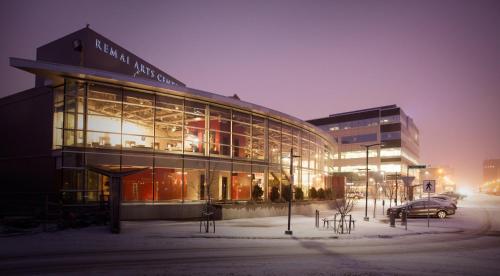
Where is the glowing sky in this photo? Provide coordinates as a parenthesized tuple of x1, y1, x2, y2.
(1, 0, 499, 188)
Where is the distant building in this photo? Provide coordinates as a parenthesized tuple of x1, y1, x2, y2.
(419, 166, 456, 194)
(308, 105, 421, 199)
(482, 159, 500, 195)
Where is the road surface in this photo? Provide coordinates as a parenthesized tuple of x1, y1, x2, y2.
(1, 194, 499, 275)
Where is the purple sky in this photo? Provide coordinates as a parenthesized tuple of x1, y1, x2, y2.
(1, 0, 499, 188)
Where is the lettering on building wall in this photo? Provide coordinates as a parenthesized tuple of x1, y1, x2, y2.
(95, 38, 179, 86)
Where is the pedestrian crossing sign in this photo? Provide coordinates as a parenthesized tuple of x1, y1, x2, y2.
(423, 180, 436, 193)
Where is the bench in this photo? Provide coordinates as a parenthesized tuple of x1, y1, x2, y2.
(322, 215, 356, 234)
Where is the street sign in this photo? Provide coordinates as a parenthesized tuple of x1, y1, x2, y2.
(402, 176, 415, 187)
(386, 174, 400, 181)
(423, 179, 436, 228)
(409, 165, 426, 169)
(423, 180, 436, 193)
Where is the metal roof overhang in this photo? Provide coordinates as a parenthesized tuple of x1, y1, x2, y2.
(10, 57, 334, 145)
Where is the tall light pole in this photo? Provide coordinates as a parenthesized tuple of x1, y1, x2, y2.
(285, 148, 300, 235)
(362, 143, 382, 221)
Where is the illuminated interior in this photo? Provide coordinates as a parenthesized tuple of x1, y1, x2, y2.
(55, 80, 336, 203)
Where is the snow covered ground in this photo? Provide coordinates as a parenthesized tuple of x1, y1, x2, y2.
(0, 193, 499, 275)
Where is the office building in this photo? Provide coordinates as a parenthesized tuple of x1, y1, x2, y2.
(482, 159, 500, 195)
(308, 105, 421, 198)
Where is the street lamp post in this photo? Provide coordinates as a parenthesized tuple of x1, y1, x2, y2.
(285, 148, 300, 235)
(362, 143, 382, 221)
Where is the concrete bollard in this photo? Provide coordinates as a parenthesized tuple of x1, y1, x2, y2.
(401, 209, 407, 226)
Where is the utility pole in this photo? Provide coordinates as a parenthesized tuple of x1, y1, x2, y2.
(394, 173, 400, 206)
(361, 143, 382, 221)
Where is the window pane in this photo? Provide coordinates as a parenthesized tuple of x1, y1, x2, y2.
(64, 130, 84, 146)
(155, 137, 183, 152)
(122, 90, 154, 136)
(268, 166, 281, 201)
(87, 115, 121, 132)
(252, 164, 266, 201)
(155, 122, 182, 139)
(155, 167, 183, 201)
(208, 161, 232, 201)
(268, 120, 281, 164)
(184, 159, 207, 201)
(185, 100, 206, 115)
(269, 140, 281, 164)
(87, 83, 122, 118)
(233, 134, 251, 159)
(156, 95, 183, 126)
(233, 122, 251, 135)
(252, 138, 265, 160)
(209, 131, 231, 156)
(87, 131, 121, 148)
(232, 163, 251, 200)
(123, 169, 153, 202)
(64, 81, 85, 114)
(86, 171, 110, 203)
(341, 133, 378, 144)
(122, 134, 154, 150)
(209, 106, 231, 132)
(232, 110, 251, 124)
(184, 127, 205, 154)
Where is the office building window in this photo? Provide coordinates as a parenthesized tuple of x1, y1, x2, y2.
(341, 133, 377, 144)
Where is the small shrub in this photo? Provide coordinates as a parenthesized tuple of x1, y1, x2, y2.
(318, 188, 326, 200)
(270, 186, 280, 202)
(309, 187, 318, 199)
(282, 185, 292, 201)
(295, 187, 304, 200)
(252, 184, 264, 201)
(325, 188, 333, 200)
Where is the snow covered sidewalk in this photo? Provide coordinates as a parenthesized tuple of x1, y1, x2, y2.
(121, 206, 465, 241)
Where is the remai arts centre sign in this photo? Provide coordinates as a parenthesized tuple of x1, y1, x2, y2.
(36, 27, 185, 87)
(93, 37, 182, 86)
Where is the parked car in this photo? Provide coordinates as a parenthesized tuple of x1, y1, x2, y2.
(386, 199, 456, 219)
(441, 191, 466, 200)
(431, 197, 457, 210)
(431, 195, 457, 207)
(347, 192, 364, 199)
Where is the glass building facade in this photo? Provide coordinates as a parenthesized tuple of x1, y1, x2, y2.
(54, 79, 336, 205)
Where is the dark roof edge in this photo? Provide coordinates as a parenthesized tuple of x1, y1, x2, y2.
(329, 105, 398, 117)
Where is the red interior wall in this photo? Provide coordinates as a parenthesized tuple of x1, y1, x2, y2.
(123, 169, 153, 202)
(154, 168, 184, 200)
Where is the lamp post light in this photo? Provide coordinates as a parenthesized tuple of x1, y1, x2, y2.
(285, 148, 300, 235)
(361, 143, 383, 221)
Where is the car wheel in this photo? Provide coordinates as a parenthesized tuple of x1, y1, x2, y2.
(437, 210, 447, 219)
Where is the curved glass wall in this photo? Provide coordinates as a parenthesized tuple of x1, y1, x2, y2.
(57, 79, 336, 204)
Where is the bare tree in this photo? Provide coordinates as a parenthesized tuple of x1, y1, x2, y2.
(332, 187, 357, 234)
(199, 163, 219, 233)
(381, 181, 395, 208)
(206, 164, 218, 205)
